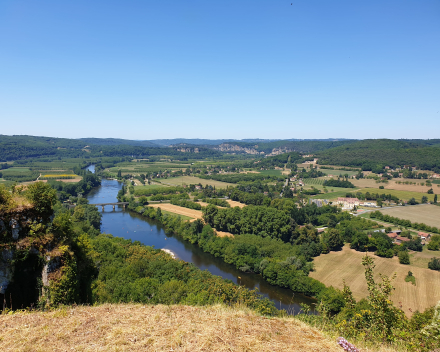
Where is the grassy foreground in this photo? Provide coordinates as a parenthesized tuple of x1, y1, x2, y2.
(0, 304, 341, 352)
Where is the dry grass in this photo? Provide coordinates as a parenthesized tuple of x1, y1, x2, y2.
(377, 204, 440, 228)
(226, 199, 247, 208)
(0, 304, 341, 352)
(215, 230, 234, 238)
(148, 203, 202, 219)
(310, 245, 440, 316)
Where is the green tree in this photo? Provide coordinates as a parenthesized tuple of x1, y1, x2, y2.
(398, 251, 410, 265)
(25, 182, 57, 222)
(421, 196, 428, 204)
(322, 229, 344, 251)
(434, 194, 438, 204)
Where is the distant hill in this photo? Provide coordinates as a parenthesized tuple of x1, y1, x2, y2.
(78, 138, 160, 147)
(316, 139, 440, 171)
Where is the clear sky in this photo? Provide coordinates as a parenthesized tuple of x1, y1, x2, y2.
(1, 0, 439, 140)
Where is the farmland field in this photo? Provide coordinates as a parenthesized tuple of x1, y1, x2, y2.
(148, 203, 202, 219)
(225, 199, 247, 208)
(258, 170, 284, 176)
(358, 188, 436, 202)
(310, 245, 440, 316)
(317, 168, 359, 177)
(375, 204, 440, 228)
(158, 176, 233, 189)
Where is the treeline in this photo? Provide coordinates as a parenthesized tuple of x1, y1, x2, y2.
(370, 211, 440, 234)
(170, 198, 203, 210)
(199, 173, 285, 184)
(317, 139, 440, 172)
(323, 179, 355, 188)
(345, 191, 400, 202)
(47, 172, 101, 199)
(202, 198, 230, 207)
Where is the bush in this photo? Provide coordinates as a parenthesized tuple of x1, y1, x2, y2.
(428, 257, 440, 271)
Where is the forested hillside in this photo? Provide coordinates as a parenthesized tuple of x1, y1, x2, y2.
(317, 139, 440, 171)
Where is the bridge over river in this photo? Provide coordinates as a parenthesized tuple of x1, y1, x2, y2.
(91, 202, 129, 211)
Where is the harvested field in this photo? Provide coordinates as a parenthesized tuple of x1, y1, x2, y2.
(310, 245, 440, 316)
(0, 304, 341, 352)
(160, 176, 233, 189)
(377, 204, 440, 228)
(225, 199, 247, 208)
(148, 203, 202, 219)
(384, 181, 440, 194)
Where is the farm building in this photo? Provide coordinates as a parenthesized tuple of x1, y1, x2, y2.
(309, 199, 329, 207)
(337, 197, 360, 210)
(418, 232, 431, 240)
(360, 201, 378, 207)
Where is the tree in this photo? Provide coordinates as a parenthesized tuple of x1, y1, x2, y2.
(428, 188, 434, 194)
(398, 251, 410, 265)
(25, 182, 57, 223)
(428, 257, 440, 271)
(434, 194, 438, 204)
(421, 196, 428, 204)
(322, 229, 344, 251)
(408, 198, 418, 205)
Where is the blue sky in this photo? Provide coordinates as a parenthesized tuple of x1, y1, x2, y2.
(1, 0, 439, 139)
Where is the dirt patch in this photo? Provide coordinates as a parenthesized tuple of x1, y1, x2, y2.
(215, 230, 234, 238)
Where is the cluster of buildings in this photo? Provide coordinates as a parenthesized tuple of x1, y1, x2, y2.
(386, 230, 432, 245)
(335, 197, 379, 210)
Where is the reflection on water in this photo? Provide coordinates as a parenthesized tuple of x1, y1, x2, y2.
(86, 168, 316, 314)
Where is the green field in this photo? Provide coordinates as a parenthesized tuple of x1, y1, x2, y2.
(317, 168, 359, 177)
(258, 169, 284, 176)
(359, 188, 436, 202)
(134, 183, 168, 191)
(303, 178, 324, 186)
(2, 167, 32, 173)
(159, 176, 233, 189)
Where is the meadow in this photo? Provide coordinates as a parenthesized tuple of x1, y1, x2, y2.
(158, 176, 233, 189)
(257, 169, 284, 176)
(310, 245, 440, 316)
(317, 168, 359, 177)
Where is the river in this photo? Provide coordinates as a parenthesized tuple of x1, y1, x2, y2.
(85, 165, 316, 314)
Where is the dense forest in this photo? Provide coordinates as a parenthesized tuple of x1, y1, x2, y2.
(317, 139, 440, 171)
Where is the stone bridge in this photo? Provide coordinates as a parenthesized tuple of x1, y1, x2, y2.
(90, 202, 129, 211)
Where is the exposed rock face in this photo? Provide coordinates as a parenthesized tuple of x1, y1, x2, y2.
(266, 147, 294, 156)
(42, 256, 62, 287)
(215, 144, 264, 155)
(175, 147, 200, 153)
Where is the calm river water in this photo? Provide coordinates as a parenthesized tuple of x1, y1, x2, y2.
(85, 165, 316, 314)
